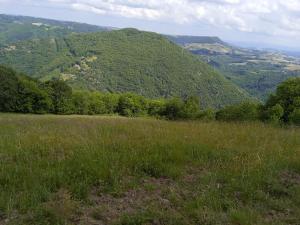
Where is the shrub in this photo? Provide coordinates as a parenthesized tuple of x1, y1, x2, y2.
(182, 96, 201, 119)
(43, 79, 73, 114)
(163, 98, 185, 120)
(196, 109, 216, 121)
(265, 77, 300, 122)
(117, 93, 148, 117)
(71, 91, 89, 115)
(261, 104, 284, 124)
(216, 102, 261, 122)
(0, 66, 19, 112)
(289, 109, 300, 125)
(147, 100, 165, 117)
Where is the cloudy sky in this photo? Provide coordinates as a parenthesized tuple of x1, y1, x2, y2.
(1, 0, 300, 50)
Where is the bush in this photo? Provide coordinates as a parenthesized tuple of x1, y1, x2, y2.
(87, 92, 107, 115)
(196, 109, 216, 121)
(117, 93, 148, 117)
(289, 109, 300, 125)
(71, 91, 89, 115)
(147, 100, 165, 117)
(216, 102, 261, 122)
(261, 104, 284, 124)
(264, 77, 300, 123)
(163, 98, 185, 120)
(17, 78, 52, 114)
(182, 96, 201, 119)
(43, 79, 73, 114)
(0, 66, 19, 112)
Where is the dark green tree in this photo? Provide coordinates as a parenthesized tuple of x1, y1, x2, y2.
(216, 102, 261, 122)
(17, 77, 52, 114)
(163, 98, 185, 120)
(148, 99, 165, 117)
(289, 109, 300, 125)
(72, 91, 89, 115)
(0, 66, 19, 112)
(264, 77, 300, 124)
(43, 79, 73, 114)
(261, 104, 284, 124)
(88, 92, 107, 115)
(117, 93, 148, 117)
(182, 96, 201, 119)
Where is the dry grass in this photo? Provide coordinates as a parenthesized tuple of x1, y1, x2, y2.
(0, 114, 299, 224)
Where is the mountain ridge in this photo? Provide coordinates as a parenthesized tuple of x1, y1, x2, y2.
(0, 28, 251, 108)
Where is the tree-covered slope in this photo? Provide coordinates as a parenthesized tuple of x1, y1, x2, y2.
(0, 14, 111, 46)
(0, 28, 250, 108)
(167, 35, 300, 101)
(166, 35, 227, 45)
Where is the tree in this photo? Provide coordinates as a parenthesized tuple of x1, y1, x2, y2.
(289, 109, 300, 125)
(261, 104, 284, 124)
(216, 102, 261, 122)
(265, 78, 300, 123)
(102, 93, 119, 114)
(0, 66, 19, 112)
(17, 77, 52, 114)
(88, 92, 107, 115)
(196, 109, 216, 121)
(182, 96, 200, 119)
(44, 79, 73, 114)
(117, 93, 148, 117)
(72, 91, 89, 115)
(163, 98, 185, 120)
(148, 99, 165, 117)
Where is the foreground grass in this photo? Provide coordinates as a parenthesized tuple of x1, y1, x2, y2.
(0, 114, 300, 225)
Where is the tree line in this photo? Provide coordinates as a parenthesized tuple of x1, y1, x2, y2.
(0, 65, 299, 125)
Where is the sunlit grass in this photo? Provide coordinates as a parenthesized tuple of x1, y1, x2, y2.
(0, 114, 299, 224)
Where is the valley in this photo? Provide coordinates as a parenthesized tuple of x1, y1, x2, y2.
(168, 35, 300, 100)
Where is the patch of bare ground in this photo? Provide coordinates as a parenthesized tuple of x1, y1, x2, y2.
(264, 170, 300, 224)
(78, 168, 205, 225)
(280, 170, 300, 188)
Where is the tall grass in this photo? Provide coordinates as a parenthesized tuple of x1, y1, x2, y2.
(0, 114, 299, 224)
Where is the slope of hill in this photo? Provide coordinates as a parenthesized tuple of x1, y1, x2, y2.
(165, 35, 226, 45)
(0, 28, 250, 108)
(0, 14, 112, 46)
(167, 35, 300, 100)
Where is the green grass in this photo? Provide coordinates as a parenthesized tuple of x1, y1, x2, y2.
(0, 114, 300, 224)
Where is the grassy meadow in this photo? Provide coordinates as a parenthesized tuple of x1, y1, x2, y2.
(0, 114, 300, 225)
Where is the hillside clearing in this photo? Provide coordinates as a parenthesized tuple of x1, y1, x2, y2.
(0, 114, 300, 225)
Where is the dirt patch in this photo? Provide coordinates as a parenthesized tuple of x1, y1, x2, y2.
(79, 177, 185, 224)
(78, 167, 208, 224)
(280, 170, 300, 188)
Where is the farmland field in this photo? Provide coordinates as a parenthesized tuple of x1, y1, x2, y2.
(0, 114, 300, 225)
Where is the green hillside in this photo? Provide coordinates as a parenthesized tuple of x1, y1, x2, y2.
(0, 14, 110, 46)
(0, 28, 250, 108)
(167, 35, 300, 100)
(166, 35, 226, 45)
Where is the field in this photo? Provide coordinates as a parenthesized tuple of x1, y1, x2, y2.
(0, 114, 300, 225)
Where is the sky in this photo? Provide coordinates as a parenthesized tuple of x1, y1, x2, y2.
(0, 0, 300, 51)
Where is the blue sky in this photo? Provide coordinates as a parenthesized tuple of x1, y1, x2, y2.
(1, 0, 300, 51)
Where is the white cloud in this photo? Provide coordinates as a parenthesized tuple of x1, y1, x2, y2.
(2, 0, 300, 39)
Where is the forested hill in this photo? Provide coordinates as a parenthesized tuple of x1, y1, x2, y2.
(166, 35, 227, 46)
(166, 33, 300, 101)
(0, 14, 112, 46)
(0, 28, 251, 108)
